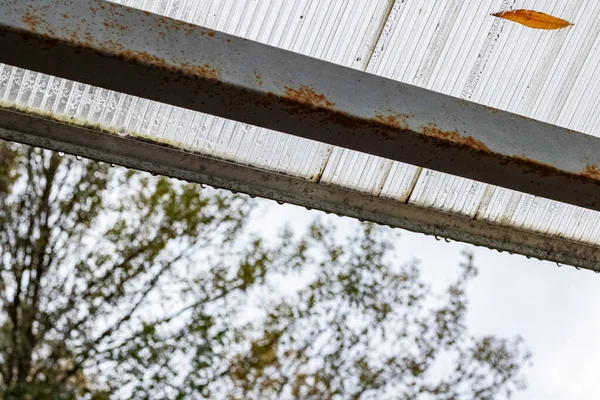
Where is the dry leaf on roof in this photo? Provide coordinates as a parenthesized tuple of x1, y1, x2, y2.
(491, 10, 573, 30)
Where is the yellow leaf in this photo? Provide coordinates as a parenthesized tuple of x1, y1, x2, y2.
(491, 10, 573, 30)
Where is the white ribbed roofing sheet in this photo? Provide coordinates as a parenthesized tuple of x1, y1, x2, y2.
(1, 0, 599, 248)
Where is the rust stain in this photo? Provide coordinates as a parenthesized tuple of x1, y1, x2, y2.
(175, 61, 222, 80)
(484, 105, 500, 114)
(103, 20, 128, 32)
(22, 10, 55, 36)
(421, 123, 490, 152)
(107, 3, 126, 17)
(89, 35, 222, 81)
(374, 113, 411, 130)
(491, 10, 573, 30)
(283, 86, 335, 109)
(583, 164, 600, 181)
(121, 50, 165, 68)
(140, 8, 195, 35)
(269, 94, 561, 180)
(254, 72, 263, 87)
(194, 64, 221, 80)
(99, 41, 225, 81)
(83, 30, 94, 44)
(22, 11, 43, 30)
(102, 39, 126, 53)
(178, 22, 196, 35)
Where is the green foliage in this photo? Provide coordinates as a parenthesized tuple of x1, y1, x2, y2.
(0, 141, 530, 399)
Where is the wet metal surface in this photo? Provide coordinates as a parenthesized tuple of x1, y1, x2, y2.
(1, 0, 600, 213)
(0, 106, 598, 270)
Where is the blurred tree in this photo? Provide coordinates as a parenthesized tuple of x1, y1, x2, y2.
(0, 141, 530, 399)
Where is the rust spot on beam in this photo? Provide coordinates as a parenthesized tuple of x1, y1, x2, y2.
(67, 30, 225, 82)
(374, 113, 411, 130)
(421, 123, 490, 152)
(284, 86, 335, 109)
(117, 50, 167, 68)
(193, 64, 221, 80)
(583, 164, 600, 180)
(22, 11, 46, 32)
(174, 61, 222, 80)
(254, 71, 263, 87)
(484, 105, 500, 114)
(103, 20, 128, 32)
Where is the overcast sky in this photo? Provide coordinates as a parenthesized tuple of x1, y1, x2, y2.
(249, 199, 600, 400)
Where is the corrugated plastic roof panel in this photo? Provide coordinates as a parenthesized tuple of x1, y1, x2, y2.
(1, 0, 599, 257)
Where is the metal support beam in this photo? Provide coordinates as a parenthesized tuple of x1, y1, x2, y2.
(1, 106, 598, 270)
(1, 0, 600, 211)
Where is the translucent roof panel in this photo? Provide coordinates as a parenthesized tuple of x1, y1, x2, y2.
(1, 0, 599, 266)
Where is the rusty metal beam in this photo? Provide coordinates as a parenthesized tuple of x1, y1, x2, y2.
(1, 0, 600, 211)
(1, 106, 598, 270)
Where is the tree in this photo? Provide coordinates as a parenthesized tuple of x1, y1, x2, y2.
(0, 140, 530, 399)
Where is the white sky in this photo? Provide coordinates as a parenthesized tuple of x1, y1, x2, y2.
(250, 199, 600, 400)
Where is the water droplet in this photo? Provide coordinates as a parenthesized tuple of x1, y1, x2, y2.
(76, 155, 82, 160)
(277, 201, 284, 205)
(58, 151, 64, 157)
(231, 190, 238, 194)
(200, 183, 207, 189)
(110, 163, 115, 167)
(557, 263, 562, 268)
(151, 172, 157, 176)
(444, 238, 451, 243)
(435, 236, 441, 241)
